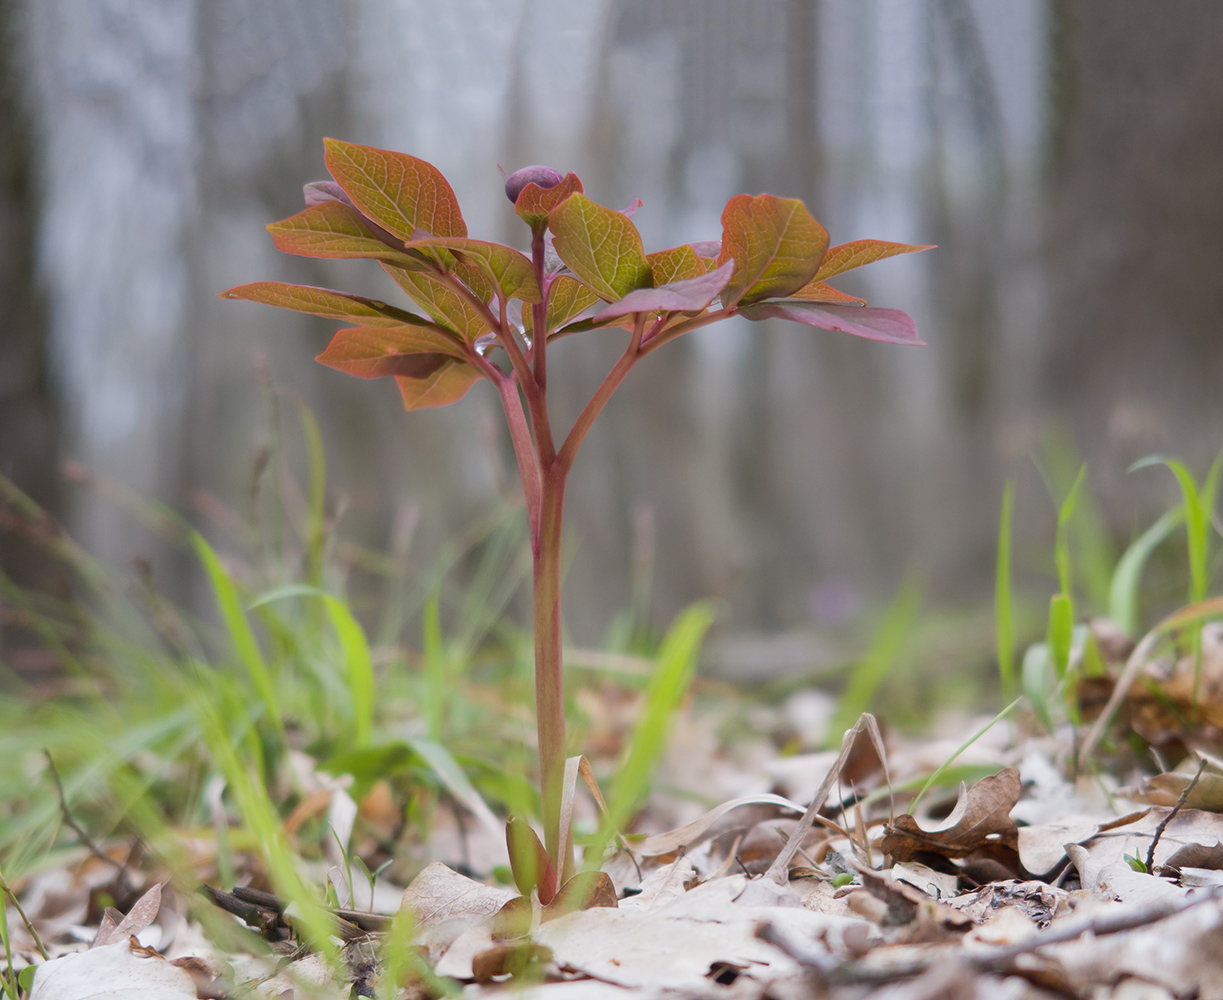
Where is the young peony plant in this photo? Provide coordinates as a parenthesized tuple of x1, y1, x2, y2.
(223, 139, 930, 878)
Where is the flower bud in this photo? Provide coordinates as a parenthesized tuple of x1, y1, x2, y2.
(504, 165, 563, 204)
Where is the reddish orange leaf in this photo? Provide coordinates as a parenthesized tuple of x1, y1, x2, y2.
(220, 281, 434, 328)
(515, 172, 583, 228)
(717, 194, 828, 306)
(739, 302, 924, 345)
(594, 261, 733, 320)
(266, 203, 425, 268)
(315, 325, 468, 380)
(395, 360, 482, 411)
(787, 280, 867, 306)
(812, 240, 935, 282)
(323, 138, 467, 242)
(646, 245, 707, 285)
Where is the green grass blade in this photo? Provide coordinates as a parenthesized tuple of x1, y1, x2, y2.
(1054, 465, 1086, 603)
(995, 481, 1016, 698)
(0, 867, 16, 1000)
(1108, 506, 1184, 638)
(193, 682, 339, 966)
(250, 584, 376, 746)
(407, 738, 502, 839)
(422, 590, 446, 742)
(1046, 593, 1074, 679)
(295, 400, 328, 589)
(1022, 643, 1055, 733)
(596, 602, 716, 857)
(1133, 456, 1208, 602)
(909, 696, 1022, 813)
(192, 532, 283, 738)
(832, 576, 924, 738)
(321, 595, 376, 749)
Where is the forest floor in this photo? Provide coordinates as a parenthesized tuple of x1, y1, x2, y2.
(10, 621, 1223, 1000)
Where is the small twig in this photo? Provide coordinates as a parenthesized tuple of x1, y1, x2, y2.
(771, 827, 819, 870)
(44, 751, 123, 871)
(0, 869, 49, 961)
(1147, 758, 1208, 872)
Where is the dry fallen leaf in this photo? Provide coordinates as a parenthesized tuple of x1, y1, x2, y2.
(400, 861, 516, 925)
(91, 881, 164, 949)
(1163, 840, 1223, 871)
(400, 861, 517, 962)
(882, 767, 1021, 877)
(1122, 771, 1223, 811)
(30, 939, 198, 1000)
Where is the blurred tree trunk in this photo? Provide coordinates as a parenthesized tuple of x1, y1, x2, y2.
(1045, 0, 1223, 496)
(0, 0, 60, 667)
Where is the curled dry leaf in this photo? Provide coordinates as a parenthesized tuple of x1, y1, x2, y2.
(630, 792, 804, 858)
(882, 767, 1021, 869)
(1163, 840, 1223, 871)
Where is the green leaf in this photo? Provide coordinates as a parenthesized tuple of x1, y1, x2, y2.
(315, 325, 468, 380)
(323, 138, 467, 241)
(645, 245, 707, 285)
(812, 239, 935, 282)
(394, 360, 482, 411)
(266, 202, 426, 268)
(384, 266, 492, 340)
(405, 237, 541, 303)
(717, 193, 829, 306)
(515, 172, 583, 227)
(1109, 506, 1185, 638)
(221, 281, 434, 328)
(548, 193, 652, 301)
(524, 275, 599, 339)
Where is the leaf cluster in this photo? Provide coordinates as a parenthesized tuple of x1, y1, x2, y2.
(223, 139, 931, 413)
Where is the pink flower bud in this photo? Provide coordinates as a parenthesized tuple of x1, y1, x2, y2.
(504, 165, 563, 203)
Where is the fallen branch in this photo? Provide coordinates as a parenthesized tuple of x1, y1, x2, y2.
(757, 887, 1223, 985)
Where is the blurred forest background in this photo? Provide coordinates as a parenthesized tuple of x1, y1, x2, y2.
(2, 0, 1221, 677)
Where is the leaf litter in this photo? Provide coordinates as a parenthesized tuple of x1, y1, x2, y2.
(15, 696, 1223, 999)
